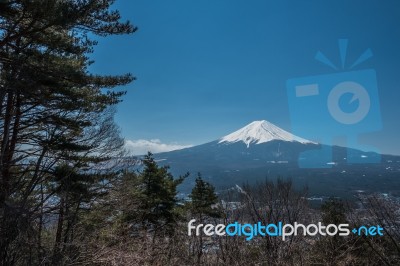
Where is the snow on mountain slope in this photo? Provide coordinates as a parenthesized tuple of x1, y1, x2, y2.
(218, 120, 316, 147)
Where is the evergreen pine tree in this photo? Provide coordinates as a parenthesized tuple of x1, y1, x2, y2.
(189, 173, 220, 221)
(0, 1, 136, 263)
(136, 152, 187, 235)
(188, 173, 220, 264)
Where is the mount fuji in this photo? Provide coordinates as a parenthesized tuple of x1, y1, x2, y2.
(152, 120, 399, 198)
(218, 120, 315, 147)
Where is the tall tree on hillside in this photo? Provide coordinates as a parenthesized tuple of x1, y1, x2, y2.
(0, 1, 136, 264)
(135, 153, 187, 236)
(189, 173, 220, 264)
(189, 173, 220, 221)
(48, 108, 126, 264)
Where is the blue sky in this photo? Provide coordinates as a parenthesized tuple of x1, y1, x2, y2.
(90, 0, 400, 155)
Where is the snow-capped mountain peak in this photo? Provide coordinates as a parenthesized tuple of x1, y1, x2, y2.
(218, 120, 315, 147)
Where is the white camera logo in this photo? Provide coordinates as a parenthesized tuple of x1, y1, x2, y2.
(287, 39, 382, 168)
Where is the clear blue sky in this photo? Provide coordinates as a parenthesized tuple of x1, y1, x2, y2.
(90, 0, 400, 155)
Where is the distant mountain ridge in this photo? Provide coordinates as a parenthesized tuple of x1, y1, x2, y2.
(152, 120, 400, 198)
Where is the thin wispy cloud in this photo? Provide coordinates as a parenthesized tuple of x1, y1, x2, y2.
(125, 139, 192, 155)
